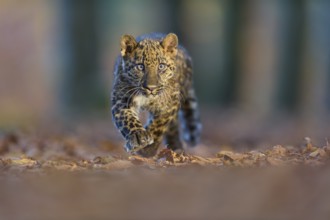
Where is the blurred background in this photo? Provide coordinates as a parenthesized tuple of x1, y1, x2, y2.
(0, 0, 329, 147)
(1, 2, 330, 219)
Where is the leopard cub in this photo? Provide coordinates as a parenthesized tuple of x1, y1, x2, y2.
(111, 33, 201, 157)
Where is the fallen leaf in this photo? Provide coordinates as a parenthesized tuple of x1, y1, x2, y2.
(309, 148, 327, 158)
(272, 145, 288, 156)
(129, 155, 154, 165)
(11, 157, 38, 167)
(157, 149, 175, 163)
(304, 137, 317, 152)
(92, 156, 116, 164)
(249, 150, 266, 159)
(216, 150, 246, 161)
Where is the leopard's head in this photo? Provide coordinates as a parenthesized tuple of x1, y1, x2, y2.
(120, 33, 178, 97)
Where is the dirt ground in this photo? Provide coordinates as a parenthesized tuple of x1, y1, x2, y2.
(0, 117, 330, 220)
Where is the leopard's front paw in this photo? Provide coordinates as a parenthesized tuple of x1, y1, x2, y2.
(125, 129, 154, 153)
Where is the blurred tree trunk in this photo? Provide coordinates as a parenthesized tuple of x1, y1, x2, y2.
(167, 0, 183, 37)
(220, 0, 244, 106)
(275, 0, 306, 113)
(0, 0, 56, 125)
(299, 0, 330, 121)
(236, 0, 281, 118)
(60, 0, 105, 115)
(181, 0, 226, 105)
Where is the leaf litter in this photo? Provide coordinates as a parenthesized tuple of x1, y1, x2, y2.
(1, 131, 329, 172)
(1, 130, 330, 220)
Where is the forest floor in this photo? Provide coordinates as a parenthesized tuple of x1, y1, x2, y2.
(0, 117, 330, 220)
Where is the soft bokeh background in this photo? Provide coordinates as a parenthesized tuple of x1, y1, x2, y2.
(0, 0, 329, 146)
(1, 1, 330, 220)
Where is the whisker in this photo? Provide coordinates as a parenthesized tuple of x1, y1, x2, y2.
(122, 87, 139, 100)
(116, 86, 134, 93)
(126, 89, 139, 108)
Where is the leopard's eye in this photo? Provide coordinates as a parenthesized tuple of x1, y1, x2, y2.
(158, 63, 167, 71)
(135, 64, 145, 71)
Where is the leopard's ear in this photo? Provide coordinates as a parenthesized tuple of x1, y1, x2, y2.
(120, 34, 137, 57)
(161, 33, 178, 56)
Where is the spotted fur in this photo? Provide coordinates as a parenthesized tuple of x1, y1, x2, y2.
(111, 33, 201, 157)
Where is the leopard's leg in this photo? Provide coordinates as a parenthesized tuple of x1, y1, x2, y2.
(137, 106, 179, 157)
(136, 114, 170, 157)
(112, 103, 153, 152)
(164, 116, 183, 152)
(180, 88, 202, 146)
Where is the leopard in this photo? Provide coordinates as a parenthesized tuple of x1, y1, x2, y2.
(111, 33, 201, 157)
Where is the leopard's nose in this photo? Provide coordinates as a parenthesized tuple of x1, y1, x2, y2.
(144, 85, 157, 92)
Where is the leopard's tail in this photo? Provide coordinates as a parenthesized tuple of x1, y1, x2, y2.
(179, 88, 202, 146)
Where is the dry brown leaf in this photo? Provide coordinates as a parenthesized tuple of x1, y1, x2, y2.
(272, 145, 288, 156)
(129, 155, 155, 165)
(304, 137, 318, 153)
(216, 150, 246, 161)
(42, 160, 77, 170)
(190, 155, 220, 166)
(92, 156, 116, 164)
(309, 148, 327, 158)
(173, 153, 189, 163)
(10, 157, 38, 167)
(156, 149, 175, 163)
(249, 150, 266, 160)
